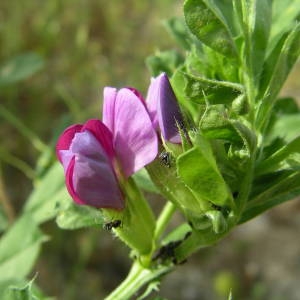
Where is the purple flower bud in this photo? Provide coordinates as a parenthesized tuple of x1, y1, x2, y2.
(146, 73, 183, 144)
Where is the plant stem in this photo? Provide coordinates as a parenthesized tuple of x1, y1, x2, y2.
(0, 169, 15, 223)
(0, 104, 47, 153)
(154, 201, 176, 243)
(104, 261, 172, 300)
(0, 146, 35, 179)
(105, 197, 176, 299)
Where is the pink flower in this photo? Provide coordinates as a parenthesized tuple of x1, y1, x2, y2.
(146, 73, 183, 144)
(56, 88, 158, 210)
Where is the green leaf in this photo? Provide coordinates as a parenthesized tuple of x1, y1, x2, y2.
(177, 143, 232, 207)
(270, 0, 300, 55)
(199, 105, 241, 142)
(256, 23, 300, 130)
(183, 73, 243, 105)
(132, 168, 159, 194)
(246, 0, 272, 85)
(255, 136, 300, 175)
(171, 69, 199, 119)
(186, 45, 239, 82)
(261, 100, 298, 145)
(184, 0, 237, 57)
(271, 114, 300, 143)
(0, 53, 44, 86)
(0, 216, 47, 281)
(240, 172, 300, 223)
(231, 94, 249, 115)
(56, 203, 104, 230)
(147, 158, 202, 214)
(273, 97, 299, 115)
(231, 121, 257, 154)
(260, 24, 300, 100)
(202, 0, 240, 39)
(4, 278, 39, 300)
(23, 162, 69, 224)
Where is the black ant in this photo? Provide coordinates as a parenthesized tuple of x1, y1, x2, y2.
(103, 219, 122, 231)
(159, 151, 171, 168)
(152, 231, 192, 264)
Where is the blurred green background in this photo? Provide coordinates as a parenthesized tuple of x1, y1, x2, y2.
(0, 1, 299, 299)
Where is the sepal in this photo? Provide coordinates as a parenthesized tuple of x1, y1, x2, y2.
(102, 178, 155, 258)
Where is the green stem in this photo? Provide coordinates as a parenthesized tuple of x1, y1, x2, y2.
(0, 146, 35, 179)
(104, 262, 172, 300)
(174, 227, 231, 263)
(0, 104, 47, 153)
(0, 167, 15, 223)
(154, 201, 176, 243)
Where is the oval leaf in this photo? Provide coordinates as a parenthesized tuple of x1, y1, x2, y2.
(56, 203, 104, 230)
(177, 145, 232, 206)
(184, 0, 237, 57)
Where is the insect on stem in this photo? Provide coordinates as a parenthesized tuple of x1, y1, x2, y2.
(104, 219, 122, 231)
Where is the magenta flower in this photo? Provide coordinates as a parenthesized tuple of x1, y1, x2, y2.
(56, 88, 158, 210)
(146, 73, 183, 144)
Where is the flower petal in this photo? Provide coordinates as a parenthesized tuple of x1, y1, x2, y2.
(113, 88, 158, 177)
(145, 78, 159, 129)
(147, 73, 183, 143)
(56, 124, 83, 162)
(126, 87, 146, 104)
(102, 87, 117, 134)
(82, 119, 115, 160)
(66, 131, 124, 209)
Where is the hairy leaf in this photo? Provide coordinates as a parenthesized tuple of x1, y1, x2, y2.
(184, 0, 237, 57)
(183, 73, 243, 105)
(177, 144, 232, 207)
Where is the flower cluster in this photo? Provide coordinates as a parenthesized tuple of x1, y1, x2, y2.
(56, 73, 183, 210)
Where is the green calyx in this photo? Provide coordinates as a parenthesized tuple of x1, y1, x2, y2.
(102, 177, 155, 259)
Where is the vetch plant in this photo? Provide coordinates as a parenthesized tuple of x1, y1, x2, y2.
(53, 0, 300, 299)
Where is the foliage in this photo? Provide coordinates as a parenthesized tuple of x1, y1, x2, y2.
(0, 0, 300, 299)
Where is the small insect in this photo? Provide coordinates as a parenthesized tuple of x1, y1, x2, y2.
(152, 240, 181, 263)
(159, 151, 171, 168)
(211, 203, 222, 211)
(103, 219, 122, 231)
(152, 232, 191, 264)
